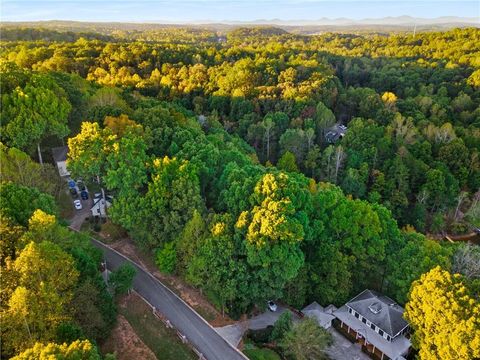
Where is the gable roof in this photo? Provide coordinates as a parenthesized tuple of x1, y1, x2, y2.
(51, 146, 68, 163)
(346, 289, 408, 338)
(302, 302, 336, 329)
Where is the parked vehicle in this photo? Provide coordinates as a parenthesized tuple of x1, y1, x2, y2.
(68, 179, 76, 188)
(77, 181, 86, 191)
(267, 300, 278, 312)
(81, 190, 89, 200)
(74, 199, 82, 210)
(70, 188, 78, 198)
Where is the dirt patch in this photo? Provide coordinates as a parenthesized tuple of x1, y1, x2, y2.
(101, 314, 156, 360)
(119, 293, 196, 360)
(106, 237, 235, 327)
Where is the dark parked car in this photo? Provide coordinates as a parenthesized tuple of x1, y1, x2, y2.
(70, 188, 79, 198)
(68, 180, 76, 188)
(81, 190, 89, 200)
(77, 181, 86, 191)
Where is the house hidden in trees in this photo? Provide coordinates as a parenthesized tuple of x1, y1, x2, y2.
(332, 290, 411, 360)
(325, 124, 347, 143)
(51, 146, 70, 177)
(91, 194, 112, 218)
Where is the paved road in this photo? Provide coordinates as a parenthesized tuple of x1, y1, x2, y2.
(91, 239, 248, 360)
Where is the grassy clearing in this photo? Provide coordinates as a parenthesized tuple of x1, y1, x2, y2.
(244, 347, 281, 360)
(119, 293, 196, 360)
(58, 190, 74, 220)
(101, 220, 128, 242)
(193, 304, 216, 322)
(243, 339, 282, 360)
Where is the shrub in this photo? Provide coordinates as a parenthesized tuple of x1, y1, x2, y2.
(270, 311, 292, 342)
(155, 242, 177, 273)
(247, 326, 274, 344)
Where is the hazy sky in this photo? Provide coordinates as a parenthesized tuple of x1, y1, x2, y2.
(1, 1, 479, 22)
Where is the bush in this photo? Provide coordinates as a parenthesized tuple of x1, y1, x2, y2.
(243, 347, 281, 360)
(247, 326, 274, 344)
(270, 311, 292, 342)
(109, 263, 136, 296)
(155, 242, 177, 273)
(55, 322, 84, 343)
(101, 221, 127, 241)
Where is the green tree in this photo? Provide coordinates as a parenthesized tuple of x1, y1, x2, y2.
(104, 129, 149, 197)
(280, 317, 333, 360)
(0, 144, 63, 198)
(277, 151, 299, 173)
(156, 242, 177, 273)
(109, 263, 136, 296)
(1, 74, 71, 164)
(270, 311, 292, 342)
(0, 182, 57, 226)
(385, 231, 453, 304)
(11, 340, 101, 360)
(67, 121, 114, 181)
(142, 156, 203, 247)
(4, 241, 79, 354)
(236, 172, 307, 303)
(0, 213, 24, 266)
(176, 209, 206, 274)
(314, 102, 336, 140)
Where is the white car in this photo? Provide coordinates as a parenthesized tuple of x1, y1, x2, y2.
(74, 199, 83, 210)
(267, 300, 278, 312)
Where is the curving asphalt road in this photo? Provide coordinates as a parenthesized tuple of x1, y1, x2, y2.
(90, 239, 248, 360)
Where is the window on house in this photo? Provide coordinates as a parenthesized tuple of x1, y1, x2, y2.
(379, 329, 384, 336)
(348, 308, 352, 314)
(387, 335, 391, 341)
(370, 323, 376, 331)
(362, 317, 367, 324)
(355, 312, 359, 319)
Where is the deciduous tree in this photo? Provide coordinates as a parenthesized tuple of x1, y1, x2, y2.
(405, 266, 480, 360)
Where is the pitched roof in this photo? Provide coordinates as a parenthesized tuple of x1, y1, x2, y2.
(346, 289, 408, 337)
(334, 305, 411, 360)
(51, 146, 68, 163)
(302, 302, 336, 329)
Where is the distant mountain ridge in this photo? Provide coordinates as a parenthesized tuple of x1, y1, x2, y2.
(214, 16, 478, 26)
(2, 16, 478, 27)
(1, 16, 478, 35)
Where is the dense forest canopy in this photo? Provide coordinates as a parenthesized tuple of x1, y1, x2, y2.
(1, 26, 478, 233)
(1, 25, 479, 359)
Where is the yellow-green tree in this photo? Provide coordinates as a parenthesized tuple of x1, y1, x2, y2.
(3, 241, 79, 354)
(11, 340, 100, 360)
(405, 266, 480, 360)
(104, 114, 142, 137)
(67, 121, 115, 181)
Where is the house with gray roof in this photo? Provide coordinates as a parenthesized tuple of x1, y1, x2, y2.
(302, 302, 336, 329)
(332, 290, 411, 360)
(325, 123, 347, 143)
(51, 146, 70, 177)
